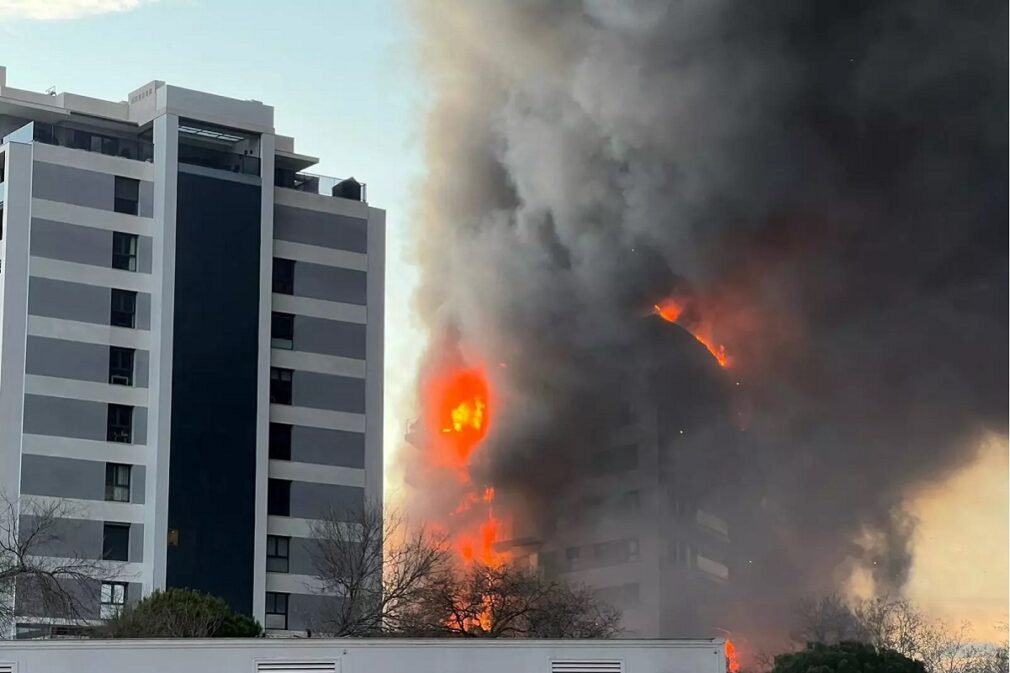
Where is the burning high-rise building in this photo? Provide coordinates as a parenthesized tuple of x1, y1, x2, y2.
(400, 0, 1007, 652)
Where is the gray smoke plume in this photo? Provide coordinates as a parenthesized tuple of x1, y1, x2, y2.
(402, 0, 1007, 648)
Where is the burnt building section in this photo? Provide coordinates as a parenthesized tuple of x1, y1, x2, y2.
(529, 316, 744, 637)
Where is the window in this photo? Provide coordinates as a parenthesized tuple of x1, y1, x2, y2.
(269, 423, 292, 461)
(114, 176, 139, 215)
(273, 258, 294, 294)
(102, 523, 130, 561)
(264, 592, 289, 630)
(100, 581, 128, 619)
(105, 463, 131, 502)
(109, 346, 134, 385)
(271, 312, 294, 349)
(110, 289, 137, 328)
(112, 232, 139, 271)
(266, 535, 290, 573)
(267, 479, 291, 516)
(107, 404, 133, 443)
(270, 368, 293, 405)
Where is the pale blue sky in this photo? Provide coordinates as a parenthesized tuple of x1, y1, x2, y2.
(0, 0, 426, 479)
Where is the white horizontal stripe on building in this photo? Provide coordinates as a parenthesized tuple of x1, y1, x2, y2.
(265, 572, 333, 595)
(31, 198, 155, 236)
(268, 460, 365, 488)
(25, 374, 147, 406)
(34, 143, 155, 181)
(272, 293, 366, 324)
(269, 404, 365, 433)
(267, 516, 364, 541)
(273, 239, 367, 272)
(274, 187, 369, 219)
(270, 349, 365, 379)
(28, 315, 151, 349)
(30, 256, 153, 293)
(26, 557, 145, 583)
(22, 433, 150, 466)
(266, 515, 321, 539)
(22, 495, 145, 524)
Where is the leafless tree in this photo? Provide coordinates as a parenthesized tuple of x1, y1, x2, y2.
(309, 500, 453, 636)
(793, 595, 1009, 673)
(0, 492, 119, 636)
(398, 561, 623, 638)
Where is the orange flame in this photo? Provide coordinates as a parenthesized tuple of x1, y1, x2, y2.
(426, 368, 491, 470)
(653, 299, 731, 368)
(653, 298, 685, 323)
(726, 639, 741, 673)
(425, 365, 509, 567)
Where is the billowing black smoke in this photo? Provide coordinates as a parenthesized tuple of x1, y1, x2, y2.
(404, 0, 1007, 648)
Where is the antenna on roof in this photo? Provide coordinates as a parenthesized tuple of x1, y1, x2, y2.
(45, 86, 56, 96)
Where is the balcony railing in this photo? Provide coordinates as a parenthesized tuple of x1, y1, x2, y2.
(178, 143, 260, 176)
(31, 122, 154, 162)
(274, 169, 367, 203)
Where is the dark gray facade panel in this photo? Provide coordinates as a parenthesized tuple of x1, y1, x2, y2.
(289, 482, 363, 520)
(139, 180, 154, 218)
(26, 335, 150, 388)
(274, 205, 367, 254)
(28, 277, 108, 325)
(288, 592, 335, 632)
(27, 277, 151, 329)
(291, 426, 365, 469)
(22, 394, 148, 444)
(31, 161, 154, 216)
(31, 218, 107, 267)
(292, 371, 365, 414)
(293, 262, 366, 306)
(16, 577, 100, 620)
(31, 219, 154, 273)
(18, 516, 102, 560)
(286, 536, 319, 576)
(129, 523, 144, 563)
(292, 315, 366, 360)
(20, 454, 105, 501)
(33, 161, 113, 211)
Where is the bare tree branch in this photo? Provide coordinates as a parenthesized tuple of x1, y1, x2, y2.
(0, 491, 121, 637)
(309, 499, 453, 636)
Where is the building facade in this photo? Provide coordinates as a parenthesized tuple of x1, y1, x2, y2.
(0, 66, 384, 635)
(515, 319, 741, 638)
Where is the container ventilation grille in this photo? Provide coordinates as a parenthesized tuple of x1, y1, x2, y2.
(550, 660, 623, 673)
(256, 663, 337, 673)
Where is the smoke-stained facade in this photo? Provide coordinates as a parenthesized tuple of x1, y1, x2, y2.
(402, 0, 1008, 649)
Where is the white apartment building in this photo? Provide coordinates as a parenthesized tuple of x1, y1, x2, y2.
(0, 66, 384, 636)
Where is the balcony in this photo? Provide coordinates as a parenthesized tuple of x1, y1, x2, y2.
(274, 169, 367, 203)
(178, 142, 260, 176)
(31, 122, 154, 162)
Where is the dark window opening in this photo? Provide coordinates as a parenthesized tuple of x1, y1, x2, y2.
(271, 312, 294, 350)
(269, 423, 292, 461)
(273, 258, 294, 295)
(100, 581, 128, 619)
(264, 592, 289, 630)
(107, 404, 133, 443)
(110, 289, 137, 328)
(270, 368, 293, 405)
(112, 232, 139, 271)
(267, 479, 291, 517)
(102, 523, 130, 561)
(109, 346, 135, 386)
(114, 176, 139, 215)
(266, 535, 290, 573)
(105, 463, 131, 502)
